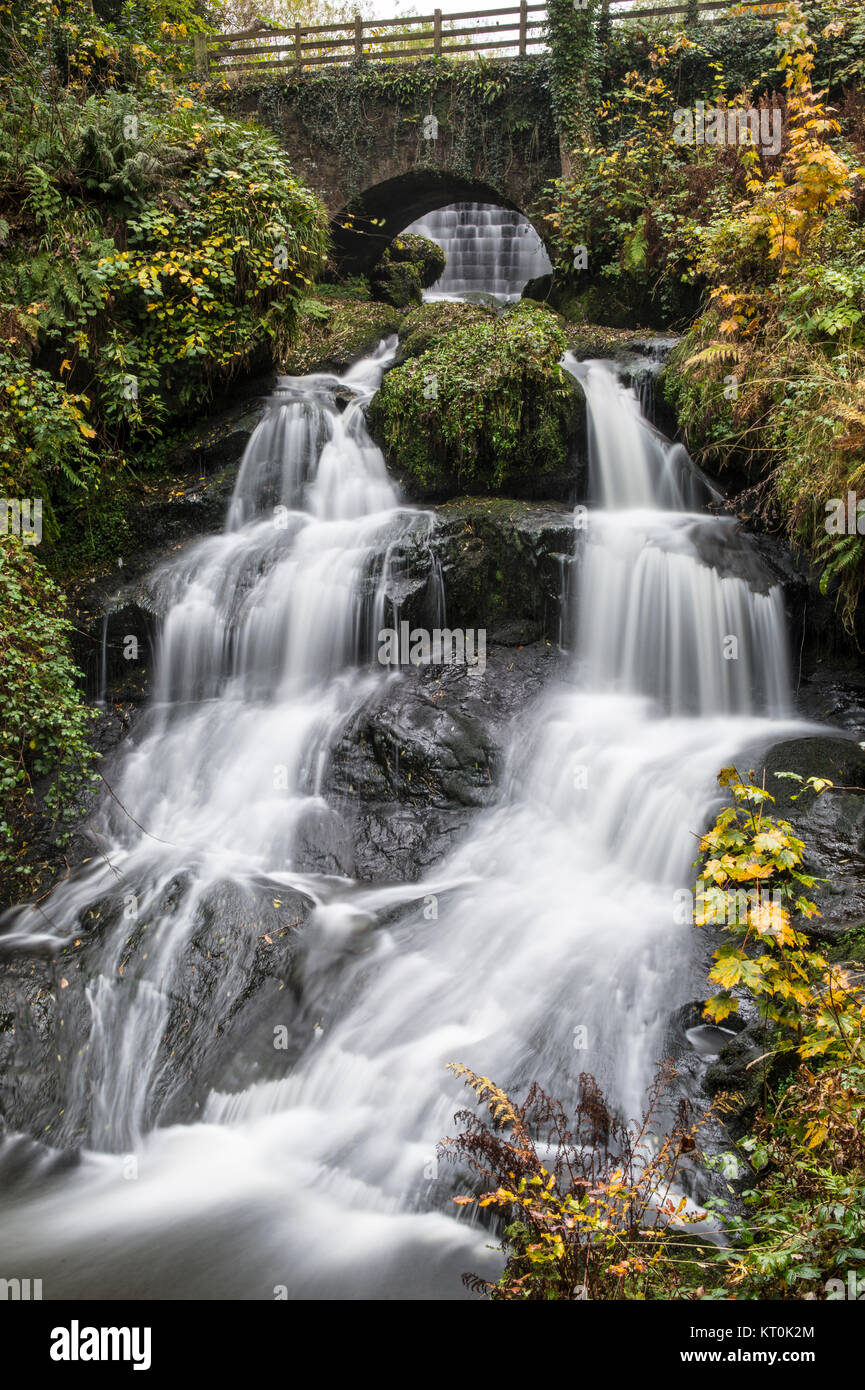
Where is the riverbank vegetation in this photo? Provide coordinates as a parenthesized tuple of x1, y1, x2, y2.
(0, 0, 328, 892)
(543, 2, 865, 629)
(0, 538, 99, 891)
(0, 1, 328, 547)
(1, 0, 864, 1292)
(443, 767, 865, 1300)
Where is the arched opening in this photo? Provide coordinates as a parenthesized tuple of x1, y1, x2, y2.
(330, 170, 550, 287)
(402, 203, 551, 302)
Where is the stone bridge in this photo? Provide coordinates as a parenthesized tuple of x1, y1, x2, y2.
(214, 0, 769, 271)
(224, 63, 562, 273)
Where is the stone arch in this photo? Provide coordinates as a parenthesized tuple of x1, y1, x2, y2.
(330, 170, 548, 276)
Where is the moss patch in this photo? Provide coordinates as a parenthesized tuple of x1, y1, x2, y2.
(368, 301, 579, 495)
(565, 322, 657, 359)
(433, 497, 573, 637)
(828, 924, 865, 965)
(394, 300, 497, 365)
(371, 233, 446, 308)
(282, 294, 402, 375)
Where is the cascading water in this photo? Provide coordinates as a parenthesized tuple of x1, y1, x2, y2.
(405, 202, 552, 301)
(0, 340, 801, 1299)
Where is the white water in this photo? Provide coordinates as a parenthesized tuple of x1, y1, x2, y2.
(0, 342, 800, 1299)
(404, 201, 552, 302)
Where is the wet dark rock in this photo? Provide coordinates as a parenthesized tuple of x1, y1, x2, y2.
(522, 272, 553, 304)
(69, 394, 271, 705)
(793, 660, 865, 734)
(666, 1003, 788, 1145)
(330, 640, 567, 880)
(660, 515, 786, 595)
(0, 876, 312, 1142)
(686, 1022, 741, 1059)
(751, 736, 865, 941)
(702, 1019, 794, 1140)
(727, 524, 849, 672)
(322, 498, 574, 650)
(155, 879, 312, 1122)
(432, 499, 574, 642)
(0, 953, 63, 1142)
(341, 806, 474, 882)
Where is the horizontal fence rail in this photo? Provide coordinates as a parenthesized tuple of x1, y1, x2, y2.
(196, 2, 783, 76)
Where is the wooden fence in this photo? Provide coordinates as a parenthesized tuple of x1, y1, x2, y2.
(196, 1, 783, 77)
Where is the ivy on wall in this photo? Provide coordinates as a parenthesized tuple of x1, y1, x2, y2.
(220, 58, 559, 205)
(545, 0, 602, 161)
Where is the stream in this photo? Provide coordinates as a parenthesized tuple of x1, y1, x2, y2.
(0, 232, 812, 1300)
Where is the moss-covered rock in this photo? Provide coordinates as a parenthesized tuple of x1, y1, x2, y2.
(392, 233, 447, 288)
(375, 259, 423, 309)
(368, 301, 583, 498)
(522, 272, 553, 304)
(393, 300, 497, 365)
(522, 264, 697, 332)
(522, 270, 587, 324)
(370, 233, 446, 308)
(565, 323, 659, 359)
(829, 924, 865, 965)
(282, 294, 401, 375)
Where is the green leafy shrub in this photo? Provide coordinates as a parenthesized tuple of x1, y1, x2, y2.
(695, 766, 863, 1060)
(690, 763, 865, 1299)
(661, 5, 865, 627)
(0, 66, 329, 538)
(0, 537, 98, 891)
(0, 0, 331, 867)
(544, 29, 746, 328)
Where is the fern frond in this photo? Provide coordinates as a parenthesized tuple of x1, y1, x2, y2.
(446, 1062, 535, 1149)
(684, 342, 743, 370)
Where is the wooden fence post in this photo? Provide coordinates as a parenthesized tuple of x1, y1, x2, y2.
(434, 8, 442, 56)
(192, 33, 207, 78)
(354, 12, 363, 60)
(294, 22, 301, 68)
(519, 0, 527, 56)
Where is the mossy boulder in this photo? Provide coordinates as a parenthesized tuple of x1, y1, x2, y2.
(565, 323, 658, 359)
(522, 269, 588, 324)
(368, 301, 583, 498)
(370, 233, 446, 308)
(393, 300, 497, 365)
(523, 264, 699, 332)
(282, 295, 401, 375)
(522, 272, 553, 304)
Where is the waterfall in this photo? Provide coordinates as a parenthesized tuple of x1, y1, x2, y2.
(0, 339, 800, 1299)
(404, 202, 552, 301)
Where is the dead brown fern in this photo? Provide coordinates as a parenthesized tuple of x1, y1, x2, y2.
(440, 1061, 724, 1301)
